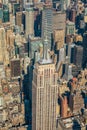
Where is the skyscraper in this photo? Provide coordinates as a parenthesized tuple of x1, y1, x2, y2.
(54, 29, 65, 50)
(60, 96, 68, 118)
(10, 58, 20, 78)
(28, 36, 43, 59)
(63, 63, 73, 80)
(25, 3, 34, 38)
(82, 33, 87, 68)
(68, 44, 75, 63)
(66, 21, 75, 36)
(16, 11, 22, 26)
(73, 45, 83, 68)
(32, 38, 58, 130)
(53, 11, 66, 32)
(41, 4, 53, 50)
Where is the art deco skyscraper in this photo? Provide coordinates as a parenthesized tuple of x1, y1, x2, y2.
(32, 38, 58, 130)
(25, 3, 34, 38)
(41, 4, 53, 50)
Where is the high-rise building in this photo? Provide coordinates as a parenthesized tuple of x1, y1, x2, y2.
(0, 27, 9, 65)
(10, 58, 20, 78)
(28, 36, 43, 59)
(72, 64, 81, 77)
(3, 9, 9, 23)
(53, 11, 66, 33)
(32, 38, 58, 130)
(61, 0, 71, 11)
(25, 3, 34, 38)
(42, 4, 53, 50)
(61, 0, 67, 11)
(69, 90, 84, 113)
(60, 96, 68, 118)
(59, 47, 65, 62)
(8, 32, 15, 48)
(13, 3, 20, 15)
(63, 63, 73, 80)
(82, 33, 87, 68)
(22, 0, 27, 9)
(54, 29, 65, 50)
(34, 9, 41, 37)
(65, 34, 74, 44)
(69, 9, 76, 23)
(66, 21, 75, 36)
(68, 44, 75, 63)
(16, 12, 22, 26)
(73, 45, 83, 68)
(0, 8, 3, 22)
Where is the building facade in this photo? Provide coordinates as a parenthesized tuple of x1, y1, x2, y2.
(32, 62, 58, 130)
(25, 3, 34, 38)
(41, 4, 53, 50)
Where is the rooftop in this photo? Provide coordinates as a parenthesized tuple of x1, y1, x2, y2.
(58, 114, 87, 130)
(38, 58, 53, 65)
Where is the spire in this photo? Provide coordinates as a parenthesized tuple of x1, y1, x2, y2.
(39, 18, 52, 64)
